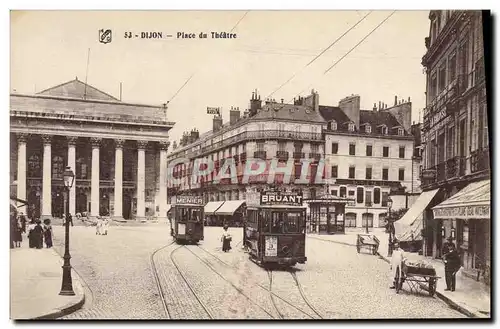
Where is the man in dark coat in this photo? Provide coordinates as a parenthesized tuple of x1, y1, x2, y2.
(443, 243, 461, 291)
(442, 236, 456, 257)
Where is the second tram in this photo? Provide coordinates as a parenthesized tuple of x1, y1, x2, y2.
(170, 195, 205, 244)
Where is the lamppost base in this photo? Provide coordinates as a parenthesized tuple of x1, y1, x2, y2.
(59, 290, 76, 296)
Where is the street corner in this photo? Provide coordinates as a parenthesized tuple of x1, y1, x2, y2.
(34, 277, 86, 320)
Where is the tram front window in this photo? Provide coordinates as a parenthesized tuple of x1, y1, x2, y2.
(191, 209, 202, 222)
(269, 212, 301, 234)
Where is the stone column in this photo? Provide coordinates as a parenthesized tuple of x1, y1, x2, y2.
(90, 137, 101, 218)
(158, 141, 170, 221)
(113, 139, 125, 221)
(136, 140, 148, 221)
(16, 133, 28, 207)
(67, 136, 78, 217)
(41, 135, 52, 220)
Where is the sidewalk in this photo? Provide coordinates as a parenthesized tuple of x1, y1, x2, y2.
(10, 235, 85, 320)
(308, 230, 491, 318)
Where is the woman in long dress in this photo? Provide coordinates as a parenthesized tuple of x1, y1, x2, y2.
(27, 219, 37, 248)
(96, 217, 103, 235)
(221, 225, 232, 252)
(32, 220, 44, 249)
(101, 218, 109, 235)
(43, 219, 53, 248)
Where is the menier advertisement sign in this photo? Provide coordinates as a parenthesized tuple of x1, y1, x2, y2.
(172, 195, 204, 205)
(260, 191, 303, 206)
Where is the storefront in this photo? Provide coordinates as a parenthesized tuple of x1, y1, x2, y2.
(432, 179, 490, 280)
(214, 200, 246, 227)
(304, 195, 350, 234)
(204, 201, 225, 226)
(394, 189, 440, 253)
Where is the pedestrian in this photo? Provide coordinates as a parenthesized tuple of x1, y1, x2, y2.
(14, 217, 23, 248)
(442, 236, 456, 257)
(221, 225, 232, 252)
(27, 219, 37, 248)
(390, 240, 405, 289)
(101, 217, 109, 235)
(96, 217, 102, 235)
(43, 218, 53, 248)
(68, 213, 74, 227)
(19, 212, 27, 233)
(443, 243, 461, 291)
(32, 219, 44, 249)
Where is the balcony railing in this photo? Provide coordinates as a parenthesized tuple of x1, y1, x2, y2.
(276, 150, 289, 161)
(293, 152, 305, 159)
(470, 147, 490, 174)
(253, 150, 267, 160)
(309, 152, 321, 161)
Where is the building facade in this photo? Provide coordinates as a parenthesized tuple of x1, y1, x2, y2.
(320, 94, 422, 229)
(166, 91, 327, 207)
(420, 10, 490, 277)
(10, 78, 175, 221)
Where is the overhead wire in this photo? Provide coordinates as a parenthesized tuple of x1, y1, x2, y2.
(266, 11, 372, 99)
(285, 10, 397, 104)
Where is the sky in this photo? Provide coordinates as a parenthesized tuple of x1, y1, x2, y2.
(10, 10, 430, 144)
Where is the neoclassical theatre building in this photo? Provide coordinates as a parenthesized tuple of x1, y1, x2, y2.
(10, 78, 175, 221)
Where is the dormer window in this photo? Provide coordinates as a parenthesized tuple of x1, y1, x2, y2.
(329, 120, 337, 131)
(348, 123, 355, 132)
(381, 125, 388, 135)
(398, 128, 404, 136)
(365, 125, 372, 134)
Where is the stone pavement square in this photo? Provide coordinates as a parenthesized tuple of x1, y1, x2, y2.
(307, 229, 491, 318)
(10, 234, 84, 320)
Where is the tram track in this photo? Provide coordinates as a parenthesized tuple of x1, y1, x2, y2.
(150, 241, 175, 319)
(267, 270, 284, 319)
(289, 270, 323, 319)
(184, 245, 277, 319)
(195, 244, 318, 319)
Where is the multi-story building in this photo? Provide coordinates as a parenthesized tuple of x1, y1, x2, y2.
(166, 91, 327, 213)
(419, 10, 490, 278)
(10, 78, 175, 221)
(320, 94, 421, 229)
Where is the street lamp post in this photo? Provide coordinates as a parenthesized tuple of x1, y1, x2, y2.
(60, 166, 75, 296)
(387, 197, 394, 257)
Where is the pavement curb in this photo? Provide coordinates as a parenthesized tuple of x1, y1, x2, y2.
(374, 252, 486, 319)
(30, 248, 87, 320)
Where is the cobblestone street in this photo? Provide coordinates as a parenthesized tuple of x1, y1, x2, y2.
(52, 224, 465, 319)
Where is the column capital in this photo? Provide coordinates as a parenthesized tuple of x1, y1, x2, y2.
(137, 140, 149, 150)
(159, 141, 170, 151)
(41, 135, 52, 145)
(115, 139, 126, 149)
(16, 133, 29, 144)
(67, 136, 78, 146)
(90, 137, 102, 148)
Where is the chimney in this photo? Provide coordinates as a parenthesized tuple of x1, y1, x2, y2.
(249, 90, 262, 116)
(338, 94, 360, 129)
(373, 103, 377, 111)
(394, 95, 398, 106)
(303, 90, 319, 111)
(190, 128, 199, 141)
(408, 96, 411, 102)
(213, 115, 223, 132)
(230, 107, 241, 124)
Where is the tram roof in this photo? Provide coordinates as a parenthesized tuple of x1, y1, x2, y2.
(247, 204, 307, 209)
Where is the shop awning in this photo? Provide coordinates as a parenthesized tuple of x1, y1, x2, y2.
(395, 189, 440, 242)
(204, 201, 225, 215)
(10, 196, 28, 208)
(433, 179, 490, 220)
(214, 200, 246, 216)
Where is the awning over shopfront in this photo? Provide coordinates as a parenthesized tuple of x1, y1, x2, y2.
(394, 189, 440, 242)
(433, 179, 490, 220)
(214, 200, 246, 216)
(10, 196, 28, 208)
(204, 201, 225, 215)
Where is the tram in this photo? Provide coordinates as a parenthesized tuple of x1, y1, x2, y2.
(244, 191, 307, 267)
(170, 195, 205, 244)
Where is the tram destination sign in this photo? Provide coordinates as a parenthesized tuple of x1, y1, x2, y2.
(172, 195, 204, 205)
(260, 191, 303, 206)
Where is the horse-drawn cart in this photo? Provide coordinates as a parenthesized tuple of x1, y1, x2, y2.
(394, 259, 440, 296)
(356, 234, 380, 255)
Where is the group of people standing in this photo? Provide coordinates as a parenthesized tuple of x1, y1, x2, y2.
(96, 217, 110, 235)
(10, 207, 53, 249)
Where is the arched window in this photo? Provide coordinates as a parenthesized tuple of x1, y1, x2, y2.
(345, 213, 357, 227)
(52, 156, 64, 179)
(28, 154, 41, 177)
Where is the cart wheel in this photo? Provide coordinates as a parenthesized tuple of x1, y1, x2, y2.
(395, 267, 402, 294)
(428, 278, 436, 297)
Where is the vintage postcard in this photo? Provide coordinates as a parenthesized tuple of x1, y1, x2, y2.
(9, 9, 491, 320)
